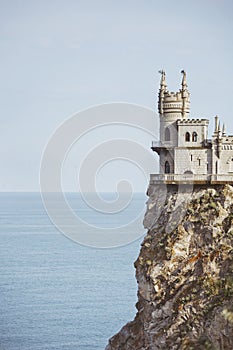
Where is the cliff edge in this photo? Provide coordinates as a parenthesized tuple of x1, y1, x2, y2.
(106, 184, 233, 350)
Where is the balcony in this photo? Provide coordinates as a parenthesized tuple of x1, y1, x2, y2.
(151, 141, 161, 148)
(151, 140, 173, 150)
(150, 174, 233, 185)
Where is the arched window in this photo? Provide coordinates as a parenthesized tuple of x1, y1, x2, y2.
(192, 132, 197, 142)
(165, 161, 170, 174)
(165, 127, 170, 141)
(185, 132, 190, 142)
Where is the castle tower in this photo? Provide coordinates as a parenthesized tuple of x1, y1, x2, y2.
(159, 70, 190, 146)
(153, 71, 190, 174)
(150, 71, 233, 185)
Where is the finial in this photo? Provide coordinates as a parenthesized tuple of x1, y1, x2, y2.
(181, 70, 187, 87)
(159, 70, 166, 89)
(218, 121, 221, 134)
(158, 70, 165, 75)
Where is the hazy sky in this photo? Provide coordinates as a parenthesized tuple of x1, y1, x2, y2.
(1, 0, 233, 192)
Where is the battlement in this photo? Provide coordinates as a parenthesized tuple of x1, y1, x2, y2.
(177, 119, 209, 125)
(163, 91, 182, 100)
(158, 70, 190, 117)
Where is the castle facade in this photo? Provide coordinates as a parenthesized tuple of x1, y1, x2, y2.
(151, 71, 233, 185)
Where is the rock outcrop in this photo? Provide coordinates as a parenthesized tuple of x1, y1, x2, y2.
(106, 184, 233, 350)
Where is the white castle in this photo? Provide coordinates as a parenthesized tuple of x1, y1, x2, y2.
(151, 71, 233, 185)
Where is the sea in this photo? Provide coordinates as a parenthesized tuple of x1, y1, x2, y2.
(0, 192, 147, 350)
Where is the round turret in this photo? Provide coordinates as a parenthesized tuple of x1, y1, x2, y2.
(158, 71, 190, 148)
(158, 71, 190, 119)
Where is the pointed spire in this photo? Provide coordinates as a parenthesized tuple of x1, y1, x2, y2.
(181, 70, 187, 88)
(158, 70, 167, 114)
(180, 70, 190, 118)
(158, 70, 167, 90)
(217, 120, 222, 139)
(214, 115, 219, 133)
(222, 123, 226, 136)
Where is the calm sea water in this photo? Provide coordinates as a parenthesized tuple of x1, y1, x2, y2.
(0, 193, 146, 350)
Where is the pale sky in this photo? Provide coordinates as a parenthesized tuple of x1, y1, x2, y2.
(1, 0, 233, 192)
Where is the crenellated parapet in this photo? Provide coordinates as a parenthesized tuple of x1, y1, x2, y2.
(177, 119, 208, 125)
(158, 70, 190, 119)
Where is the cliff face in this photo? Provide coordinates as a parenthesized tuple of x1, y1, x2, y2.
(106, 184, 233, 350)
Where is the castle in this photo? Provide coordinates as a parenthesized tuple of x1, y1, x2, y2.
(150, 71, 233, 185)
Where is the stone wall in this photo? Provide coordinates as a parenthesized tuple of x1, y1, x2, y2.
(175, 148, 210, 175)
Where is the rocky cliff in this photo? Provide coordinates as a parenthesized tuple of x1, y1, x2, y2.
(106, 184, 233, 350)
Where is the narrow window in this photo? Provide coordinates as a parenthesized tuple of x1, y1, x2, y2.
(185, 132, 190, 142)
(165, 161, 170, 174)
(190, 154, 193, 161)
(198, 159, 201, 166)
(230, 158, 233, 172)
(192, 132, 197, 142)
(215, 161, 218, 174)
(165, 127, 170, 141)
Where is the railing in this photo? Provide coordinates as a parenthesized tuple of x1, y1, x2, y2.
(150, 174, 233, 184)
(151, 141, 173, 148)
(152, 140, 213, 148)
(151, 141, 161, 147)
(211, 174, 233, 183)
